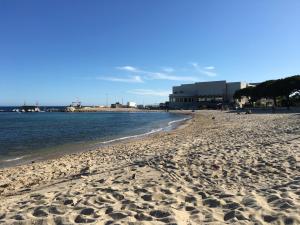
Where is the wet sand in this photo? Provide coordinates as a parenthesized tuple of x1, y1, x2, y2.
(0, 110, 299, 224)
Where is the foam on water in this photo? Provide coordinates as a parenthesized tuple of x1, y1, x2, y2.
(3, 156, 25, 162)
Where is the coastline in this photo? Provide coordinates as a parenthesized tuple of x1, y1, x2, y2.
(0, 111, 192, 169)
(1, 110, 299, 224)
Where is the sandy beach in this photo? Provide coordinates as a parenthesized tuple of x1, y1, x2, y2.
(0, 110, 299, 225)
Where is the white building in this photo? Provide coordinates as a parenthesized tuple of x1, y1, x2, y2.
(169, 80, 249, 109)
(127, 102, 137, 108)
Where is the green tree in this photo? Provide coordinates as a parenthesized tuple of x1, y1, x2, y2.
(233, 75, 300, 108)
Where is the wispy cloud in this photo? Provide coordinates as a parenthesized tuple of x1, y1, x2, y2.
(97, 75, 143, 83)
(161, 67, 175, 73)
(144, 72, 198, 81)
(116, 66, 139, 72)
(190, 62, 217, 77)
(128, 89, 170, 96)
(117, 65, 199, 82)
(204, 66, 215, 70)
(95, 63, 216, 84)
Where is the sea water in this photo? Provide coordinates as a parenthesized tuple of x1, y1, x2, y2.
(0, 112, 188, 167)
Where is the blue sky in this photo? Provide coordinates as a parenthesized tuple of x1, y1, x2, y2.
(0, 0, 299, 106)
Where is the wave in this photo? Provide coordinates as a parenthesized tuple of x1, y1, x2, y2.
(100, 128, 163, 144)
(167, 117, 190, 126)
(3, 156, 25, 162)
(100, 116, 190, 145)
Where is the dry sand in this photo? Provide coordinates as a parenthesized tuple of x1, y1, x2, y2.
(0, 110, 299, 225)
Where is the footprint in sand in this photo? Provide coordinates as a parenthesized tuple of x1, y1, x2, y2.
(149, 210, 171, 218)
(134, 213, 153, 221)
(80, 207, 95, 215)
(32, 207, 48, 217)
(11, 214, 24, 221)
(48, 205, 65, 215)
(74, 215, 95, 223)
(108, 212, 128, 220)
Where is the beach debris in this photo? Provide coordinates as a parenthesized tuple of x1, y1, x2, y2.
(131, 173, 136, 179)
(212, 116, 216, 120)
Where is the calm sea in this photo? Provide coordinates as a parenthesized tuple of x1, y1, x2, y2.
(0, 111, 188, 167)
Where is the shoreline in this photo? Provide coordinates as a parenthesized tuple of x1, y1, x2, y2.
(1, 110, 299, 224)
(0, 111, 193, 169)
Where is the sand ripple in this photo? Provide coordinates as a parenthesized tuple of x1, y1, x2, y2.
(0, 110, 300, 224)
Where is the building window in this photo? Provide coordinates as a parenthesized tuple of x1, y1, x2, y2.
(198, 97, 206, 102)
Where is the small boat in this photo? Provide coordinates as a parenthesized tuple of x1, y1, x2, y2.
(20, 105, 41, 113)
